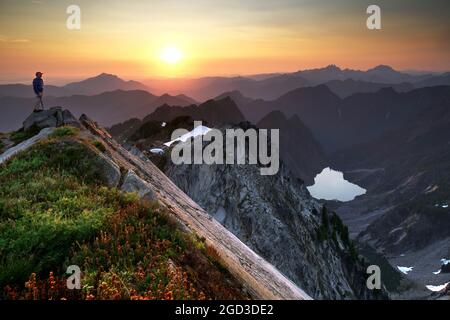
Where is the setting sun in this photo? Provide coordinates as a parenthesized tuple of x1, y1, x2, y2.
(159, 46, 183, 65)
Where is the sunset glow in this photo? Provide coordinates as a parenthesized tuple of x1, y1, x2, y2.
(0, 0, 448, 83)
(160, 46, 183, 65)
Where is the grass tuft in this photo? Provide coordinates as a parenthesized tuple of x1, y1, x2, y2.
(91, 139, 106, 152)
(50, 126, 79, 138)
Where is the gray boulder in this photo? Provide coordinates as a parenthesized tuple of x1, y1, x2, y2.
(62, 109, 81, 128)
(121, 170, 157, 201)
(22, 107, 81, 133)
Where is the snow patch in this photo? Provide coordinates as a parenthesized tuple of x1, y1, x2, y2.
(164, 125, 211, 147)
(397, 266, 413, 274)
(426, 282, 449, 292)
(150, 148, 164, 155)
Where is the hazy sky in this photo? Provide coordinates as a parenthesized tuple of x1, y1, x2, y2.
(0, 0, 449, 83)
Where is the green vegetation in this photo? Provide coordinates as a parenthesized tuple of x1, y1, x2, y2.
(316, 206, 330, 242)
(330, 212, 350, 246)
(316, 206, 359, 262)
(10, 129, 36, 145)
(0, 139, 118, 287)
(0, 132, 247, 300)
(90, 139, 106, 152)
(50, 126, 79, 138)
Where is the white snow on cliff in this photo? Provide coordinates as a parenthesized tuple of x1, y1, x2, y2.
(426, 282, 449, 292)
(397, 266, 413, 274)
(164, 125, 211, 147)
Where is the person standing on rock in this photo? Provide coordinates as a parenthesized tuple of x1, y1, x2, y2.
(32, 72, 44, 112)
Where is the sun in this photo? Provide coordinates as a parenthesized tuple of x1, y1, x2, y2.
(159, 46, 183, 64)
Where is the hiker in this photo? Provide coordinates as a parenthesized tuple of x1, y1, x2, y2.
(32, 72, 44, 112)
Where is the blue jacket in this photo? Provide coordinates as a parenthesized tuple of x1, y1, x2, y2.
(33, 77, 44, 95)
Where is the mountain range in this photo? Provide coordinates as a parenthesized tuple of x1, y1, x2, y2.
(239, 85, 450, 153)
(2, 66, 449, 103)
(0, 73, 150, 98)
(143, 65, 450, 101)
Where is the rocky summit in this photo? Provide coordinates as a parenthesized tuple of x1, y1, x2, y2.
(23, 106, 81, 133)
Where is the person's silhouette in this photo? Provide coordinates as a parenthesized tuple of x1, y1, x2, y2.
(32, 72, 44, 112)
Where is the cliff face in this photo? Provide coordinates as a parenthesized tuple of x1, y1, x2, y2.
(163, 129, 377, 299)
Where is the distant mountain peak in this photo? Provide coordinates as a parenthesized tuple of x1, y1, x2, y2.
(205, 95, 236, 106)
(227, 89, 244, 96)
(215, 90, 246, 99)
(98, 72, 117, 77)
(258, 110, 287, 124)
(91, 73, 120, 80)
(300, 83, 336, 95)
(61, 72, 150, 96)
(144, 96, 245, 126)
(368, 65, 396, 73)
(324, 64, 342, 72)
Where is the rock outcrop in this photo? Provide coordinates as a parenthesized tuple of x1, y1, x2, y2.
(121, 169, 157, 201)
(94, 148, 121, 188)
(0, 127, 55, 165)
(23, 106, 81, 133)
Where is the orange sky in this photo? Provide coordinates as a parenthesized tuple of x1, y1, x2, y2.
(0, 0, 449, 84)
